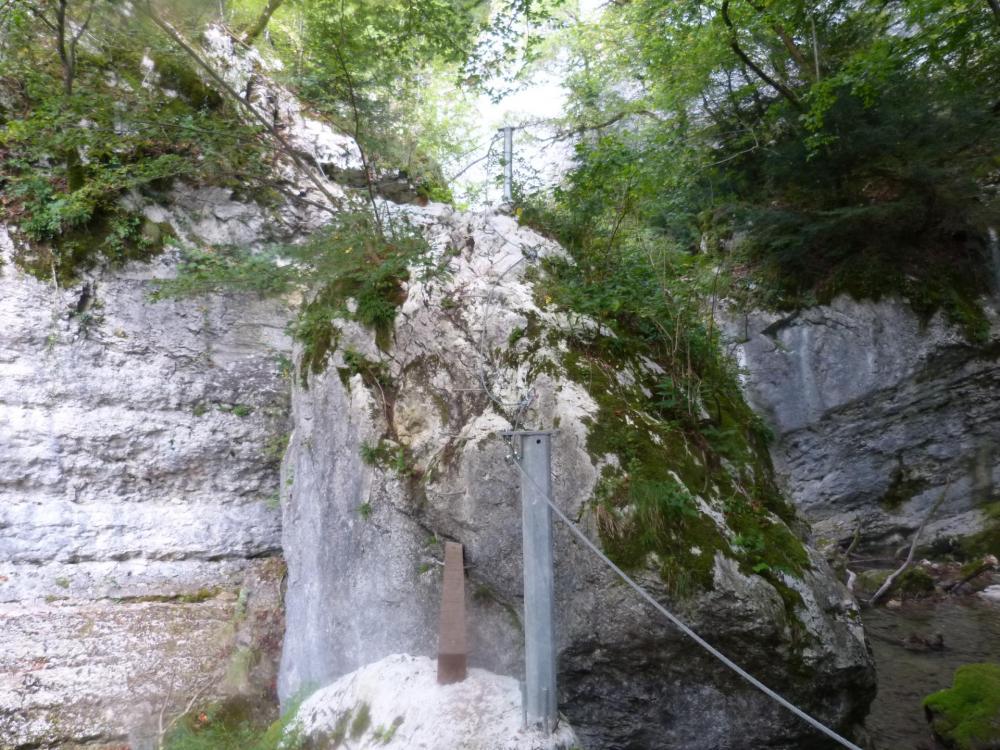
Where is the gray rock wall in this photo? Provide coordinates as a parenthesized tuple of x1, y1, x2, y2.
(724, 296, 1000, 550)
(0, 190, 294, 749)
(278, 208, 875, 750)
(0, 26, 375, 745)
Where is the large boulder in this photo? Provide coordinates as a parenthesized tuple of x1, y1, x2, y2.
(278, 207, 876, 749)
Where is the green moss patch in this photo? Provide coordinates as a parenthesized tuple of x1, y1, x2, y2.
(110, 587, 219, 604)
(150, 52, 224, 111)
(899, 566, 936, 597)
(880, 464, 929, 511)
(511, 252, 810, 600)
(305, 703, 375, 749)
(338, 349, 393, 394)
(349, 702, 371, 739)
(559, 339, 808, 594)
(924, 663, 1000, 750)
(13, 201, 175, 285)
(960, 502, 1000, 560)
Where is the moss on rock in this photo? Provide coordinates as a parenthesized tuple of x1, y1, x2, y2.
(924, 663, 1000, 750)
(899, 566, 937, 597)
(506, 255, 811, 601)
(960, 502, 1000, 560)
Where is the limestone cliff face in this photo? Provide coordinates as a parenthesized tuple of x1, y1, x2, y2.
(0, 190, 296, 748)
(278, 207, 875, 750)
(724, 296, 1000, 550)
(1, 26, 881, 749)
(0, 23, 362, 747)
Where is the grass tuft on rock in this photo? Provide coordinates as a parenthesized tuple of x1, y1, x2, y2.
(154, 211, 438, 386)
(163, 694, 304, 750)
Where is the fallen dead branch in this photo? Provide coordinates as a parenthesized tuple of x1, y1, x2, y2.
(869, 481, 950, 606)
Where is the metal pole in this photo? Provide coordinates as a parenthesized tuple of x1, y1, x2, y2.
(503, 429, 557, 730)
(500, 126, 514, 204)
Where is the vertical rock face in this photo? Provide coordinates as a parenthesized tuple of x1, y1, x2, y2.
(279, 208, 875, 750)
(0, 190, 294, 748)
(724, 296, 1000, 549)
(0, 25, 392, 747)
(0, 28, 883, 748)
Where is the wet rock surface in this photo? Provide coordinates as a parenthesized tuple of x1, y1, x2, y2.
(724, 296, 1000, 550)
(862, 596, 1000, 750)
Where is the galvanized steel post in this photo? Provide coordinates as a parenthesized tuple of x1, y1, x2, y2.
(500, 126, 514, 203)
(504, 429, 558, 732)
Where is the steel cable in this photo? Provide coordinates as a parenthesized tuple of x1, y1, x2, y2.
(509, 455, 865, 750)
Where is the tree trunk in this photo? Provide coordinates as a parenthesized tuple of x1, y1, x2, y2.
(987, 0, 1000, 24)
(242, 0, 284, 43)
(53, 0, 85, 190)
(720, 0, 802, 111)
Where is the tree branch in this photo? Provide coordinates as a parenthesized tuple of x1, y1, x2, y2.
(743, 0, 812, 78)
(946, 554, 998, 594)
(869, 482, 949, 606)
(70, 0, 95, 45)
(447, 142, 497, 183)
(987, 0, 1000, 25)
(242, 0, 284, 43)
(26, 2, 57, 33)
(721, 0, 802, 111)
(65, 0, 96, 97)
(331, 0, 382, 236)
(55, 0, 70, 93)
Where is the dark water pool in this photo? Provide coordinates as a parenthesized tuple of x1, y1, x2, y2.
(862, 598, 1000, 749)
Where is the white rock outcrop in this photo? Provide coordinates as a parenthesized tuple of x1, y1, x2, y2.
(293, 654, 578, 750)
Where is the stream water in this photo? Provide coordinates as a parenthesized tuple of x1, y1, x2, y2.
(862, 597, 1000, 749)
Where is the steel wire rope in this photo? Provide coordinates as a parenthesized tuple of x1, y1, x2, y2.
(508, 455, 865, 750)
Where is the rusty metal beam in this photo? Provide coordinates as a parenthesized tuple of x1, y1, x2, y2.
(437, 541, 468, 684)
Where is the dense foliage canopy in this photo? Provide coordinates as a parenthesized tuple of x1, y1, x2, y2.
(0, 0, 546, 277)
(2, 0, 998, 328)
(526, 0, 1000, 333)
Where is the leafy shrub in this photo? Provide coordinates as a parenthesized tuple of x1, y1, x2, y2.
(163, 695, 304, 750)
(154, 211, 436, 382)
